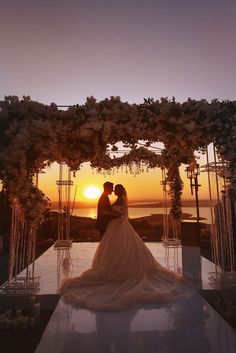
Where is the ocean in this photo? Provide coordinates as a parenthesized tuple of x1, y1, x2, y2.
(70, 206, 212, 223)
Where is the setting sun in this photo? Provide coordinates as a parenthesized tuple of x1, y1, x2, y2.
(83, 186, 101, 199)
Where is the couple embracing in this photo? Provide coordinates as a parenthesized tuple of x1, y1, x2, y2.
(60, 182, 190, 312)
(96, 182, 128, 239)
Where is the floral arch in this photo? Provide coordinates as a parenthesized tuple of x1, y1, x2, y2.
(0, 95, 236, 227)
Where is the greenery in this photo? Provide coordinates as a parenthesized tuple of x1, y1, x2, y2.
(0, 95, 236, 226)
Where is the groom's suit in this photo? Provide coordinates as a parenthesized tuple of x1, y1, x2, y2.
(96, 193, 117, 238)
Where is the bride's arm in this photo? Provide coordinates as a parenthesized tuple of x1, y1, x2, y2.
(100, 208, 122, 217)
(99, 201, 123, 217)
(111, 203, 127, 218)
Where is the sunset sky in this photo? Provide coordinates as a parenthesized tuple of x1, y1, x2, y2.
(38, 147, 219, 203)
(1, 0, 235, 203)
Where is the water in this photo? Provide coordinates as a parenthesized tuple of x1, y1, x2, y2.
(71, 206, 212, 223)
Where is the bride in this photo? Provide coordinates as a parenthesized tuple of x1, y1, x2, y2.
(59, 184, 189, 311)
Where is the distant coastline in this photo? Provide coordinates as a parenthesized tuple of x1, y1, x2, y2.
(128, 200, 211, 208)
(50, 199, 211, 209)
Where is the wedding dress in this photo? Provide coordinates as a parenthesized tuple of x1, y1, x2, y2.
(59, 205, 189, 311)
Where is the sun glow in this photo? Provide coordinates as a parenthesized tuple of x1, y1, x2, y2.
(83, 186, 101, 199)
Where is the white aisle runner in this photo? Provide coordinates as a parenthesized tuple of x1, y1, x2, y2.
(31, 243, 236, 353)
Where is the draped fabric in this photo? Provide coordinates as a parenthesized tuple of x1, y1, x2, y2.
(59, 214, 189, 312)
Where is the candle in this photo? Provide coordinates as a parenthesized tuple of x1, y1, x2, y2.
(0, 319, 4, 330)
(11, 319, 17, 331)
(15, 309, 22, 317)
(4, 310, 12, 318)
(20, 317, 29, 331)
(34, 303, 41, 322)
(30, 317, 36, 328)
(16, 317, 22, 330)
(5, 319, 11, 331)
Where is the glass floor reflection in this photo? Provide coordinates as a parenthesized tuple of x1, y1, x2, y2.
(33, 243, 236, 353)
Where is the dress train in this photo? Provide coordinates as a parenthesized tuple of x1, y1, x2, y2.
(59, 216, 189, 311)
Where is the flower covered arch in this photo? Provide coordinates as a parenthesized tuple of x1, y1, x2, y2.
(0, 95, 236, 226)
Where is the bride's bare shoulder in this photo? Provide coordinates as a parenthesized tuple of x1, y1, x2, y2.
(112, 204, 123, 212)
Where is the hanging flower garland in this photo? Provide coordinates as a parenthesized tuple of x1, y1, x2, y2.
(0, 95, 236, 225)
(166, 165, 183, 219)
(91, 147, 165, 172)
(91, 147, 190, 220)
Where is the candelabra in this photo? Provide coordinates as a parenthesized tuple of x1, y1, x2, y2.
(186, 162, 201, 222)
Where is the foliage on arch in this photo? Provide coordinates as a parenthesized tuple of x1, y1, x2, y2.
(0, 95, 236, 225)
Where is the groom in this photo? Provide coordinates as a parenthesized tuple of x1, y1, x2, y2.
(96, 181, 121, 239)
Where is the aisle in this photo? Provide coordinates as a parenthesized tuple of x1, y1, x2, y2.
(30, 243, 236, 353)
(35, 293, 236, 353)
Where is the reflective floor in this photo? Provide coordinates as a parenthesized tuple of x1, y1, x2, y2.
(28, 242, 216, 295)
(33, 243, 236, 353)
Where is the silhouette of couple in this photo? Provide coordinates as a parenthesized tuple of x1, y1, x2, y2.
(96, 182, 127, 239)
(60, 181, 189, 312)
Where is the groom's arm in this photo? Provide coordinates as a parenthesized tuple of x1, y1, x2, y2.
(99, 197, 122, 217)
(101, 208, 121, 217)
(100, 205, 122, 217)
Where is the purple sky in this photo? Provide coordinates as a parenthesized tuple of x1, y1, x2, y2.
(1, 0, 236, 105)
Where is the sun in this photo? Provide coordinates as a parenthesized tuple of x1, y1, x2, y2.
(83, 186, 101, 199)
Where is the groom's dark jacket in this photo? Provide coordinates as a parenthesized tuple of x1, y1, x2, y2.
(96, 193, 116, 238)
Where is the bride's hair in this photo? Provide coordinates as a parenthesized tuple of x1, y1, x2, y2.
(114, 184, 126, 197)
(114, 184, 128, 216)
